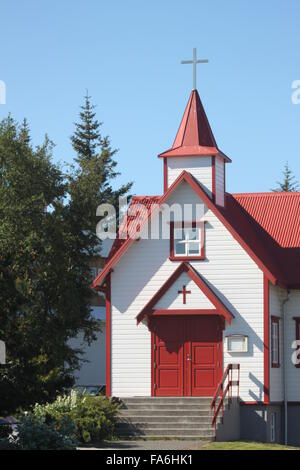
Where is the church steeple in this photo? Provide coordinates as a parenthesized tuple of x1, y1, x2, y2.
(158, 60, 230, 206)
(158, 89, 228, 159)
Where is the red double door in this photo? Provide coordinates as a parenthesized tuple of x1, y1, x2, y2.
(151, 316, 222, 397)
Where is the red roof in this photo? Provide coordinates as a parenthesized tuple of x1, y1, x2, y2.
(232, 192, 300, 248)
(92, 173, 300, 290)
(105, 196, 161, 264)
(158, 90, 231, 162)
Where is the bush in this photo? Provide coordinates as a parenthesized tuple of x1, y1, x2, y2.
(33, 391, 120, 443)
(18, 415, 77, 450)
(0, 415, 77, 450)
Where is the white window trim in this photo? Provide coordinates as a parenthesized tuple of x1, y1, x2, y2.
(174, 227, 202, 257)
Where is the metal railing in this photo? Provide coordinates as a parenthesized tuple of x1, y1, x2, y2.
(210, 363, 240, 434)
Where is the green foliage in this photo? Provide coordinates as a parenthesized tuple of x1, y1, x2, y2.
(33, 389, 80, 417)
(0, 96, 131, 414)
(0, 414, 76, 450)
(272, 161, 299, 192)
(33, 391, 120, 443)
(0, 115, 98, 413)
(69, 93, 132, 234)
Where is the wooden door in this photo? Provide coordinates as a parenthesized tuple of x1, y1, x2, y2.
(185, 316, 221, 396)
(152, 316, 184, 396)
(152, 315, 222, 397)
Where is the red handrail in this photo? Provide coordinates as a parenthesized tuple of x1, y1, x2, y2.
(211, 363, 240, 433)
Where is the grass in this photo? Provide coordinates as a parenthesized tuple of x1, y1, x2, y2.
(201, 441, 299, 450)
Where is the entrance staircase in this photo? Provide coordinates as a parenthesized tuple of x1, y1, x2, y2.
(116, 397, 218, 440)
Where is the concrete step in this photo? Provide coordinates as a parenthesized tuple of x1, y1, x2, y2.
(116, 396, 216, 440)
(121, 397, 212, 404)
(115, 434, 214, 441)
(118, 414, 214, 423)
(121, 404, 212, 412)
(117, 428, 215, 438)
(117, 422, 213, 430)
(119, 409, 213, 417)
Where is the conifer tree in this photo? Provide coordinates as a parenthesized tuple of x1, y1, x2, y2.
(0, 116, 99, 413)
(69, 93, 132, 240)
(272, 162, 299, 192)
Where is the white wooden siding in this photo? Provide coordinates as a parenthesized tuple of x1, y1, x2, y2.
(285, 289, 300, 401)
(269, 287, 300, 402)
(269, 283, 285, 402)
(154, 272, 214, 310)
(215, 156, 225, 207)
(167, 156, 212, 196)
(111, 180, 264, 400)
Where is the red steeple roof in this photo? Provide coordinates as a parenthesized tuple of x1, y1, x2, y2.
(158, 89, 230, 161)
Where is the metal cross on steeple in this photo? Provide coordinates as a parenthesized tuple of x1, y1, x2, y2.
(181, 48, 209, 90)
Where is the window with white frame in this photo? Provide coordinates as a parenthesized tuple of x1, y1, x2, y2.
(271, 317, 280, 367)
(171, 222, 205, 259)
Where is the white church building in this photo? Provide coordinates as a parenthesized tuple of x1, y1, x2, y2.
(92, 75, 300, 444)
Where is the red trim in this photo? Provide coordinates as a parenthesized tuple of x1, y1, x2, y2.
(152, 308, 218, 316)
(294, 317, 300, 368)
(178, 285, 191, 304)
(264, 275, 270, 404)
(169, 220, 206, 261)
(212, 156, 216, 202)
(163, 158, 168, 193)
(151, 325, 155, 396)
(136, 261, 234, 324)
(92, 170, 278, 289)
(224, 160, 226, 194)
(271, 316, 280, 368)
(105, 273, 111, 397)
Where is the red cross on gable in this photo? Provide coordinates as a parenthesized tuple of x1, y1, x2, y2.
(178, 285, 191, 304)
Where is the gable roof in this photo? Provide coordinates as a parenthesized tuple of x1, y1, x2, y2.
(158, 90, 231, 162)
(229, 192, 300, 288)
(105, 196, 161, 264)
(232, 192, 300, 248)
(91, 171, 300, 290)
(136, 262, 234, 324)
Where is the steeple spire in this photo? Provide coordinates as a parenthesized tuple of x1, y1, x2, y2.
(158, 89, 230, 160)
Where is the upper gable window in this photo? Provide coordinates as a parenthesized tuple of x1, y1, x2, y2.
(170, 221, 205, 261)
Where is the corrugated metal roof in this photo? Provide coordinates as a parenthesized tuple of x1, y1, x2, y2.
(105, 196, 161, 263)
(233, 192, 300, 248)
(158, 90, 230, 161)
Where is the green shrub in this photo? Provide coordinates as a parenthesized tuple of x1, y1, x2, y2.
(0, 415, 77, 450)
(33, 392, 120, 443)
(17, 415, 77, 450)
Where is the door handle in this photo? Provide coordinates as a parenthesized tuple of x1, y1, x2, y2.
(186, 354, 191, 362)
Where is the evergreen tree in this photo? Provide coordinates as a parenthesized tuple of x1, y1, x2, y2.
(0, 116, 99, 413)
(69, 93, 132, 239)
(272, 161, 299, 192)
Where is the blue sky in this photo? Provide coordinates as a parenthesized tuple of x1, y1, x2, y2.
(0, 0, 299, 196)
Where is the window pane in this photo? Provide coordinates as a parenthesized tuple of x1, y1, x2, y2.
(175, 241, 186, 255)
(188, 242, 200, 255)
(174, 228, 184, 241)
(272, 323, 278, 364)
(186, 228, 199, 241)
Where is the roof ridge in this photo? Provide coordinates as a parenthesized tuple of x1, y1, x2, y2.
(232, 192, 300, 197)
